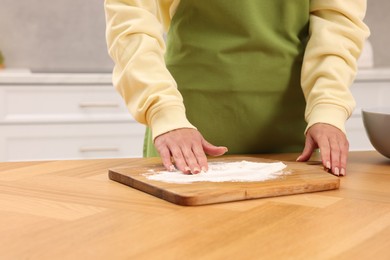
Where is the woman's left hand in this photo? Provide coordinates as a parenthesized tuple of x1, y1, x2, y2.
(297, 123, 349, 176)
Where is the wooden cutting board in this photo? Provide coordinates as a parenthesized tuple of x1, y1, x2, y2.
(108, 156, 340, 206)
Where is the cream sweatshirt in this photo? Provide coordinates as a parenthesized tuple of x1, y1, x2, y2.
(104, 0, 370, 140)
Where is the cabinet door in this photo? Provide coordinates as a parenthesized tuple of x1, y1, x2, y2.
(0, 122, 146, 161)
(0, 85, 130, 123)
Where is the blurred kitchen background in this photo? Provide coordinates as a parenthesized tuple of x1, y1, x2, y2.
(0, 0, 389, 161)
(0, 0, 113, 72)
(1, 1, 389, 71)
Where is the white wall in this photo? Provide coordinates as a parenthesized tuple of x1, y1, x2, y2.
(365, 1, 390, 68)
(0, 0, 389, 71)
(0, 0, 113, 72)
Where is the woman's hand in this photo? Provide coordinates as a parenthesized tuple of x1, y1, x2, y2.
(154, 128, 228, 174)
(297, 123, 349, 176)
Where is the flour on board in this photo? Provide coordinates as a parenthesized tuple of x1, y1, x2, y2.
(144, 160, 289, 184)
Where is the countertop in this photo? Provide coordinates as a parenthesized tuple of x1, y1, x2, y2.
(1, 67, 390, 85)
(0, 151, 389, 259)
(0, 69, 112, 85)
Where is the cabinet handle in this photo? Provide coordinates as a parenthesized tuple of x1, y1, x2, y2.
(79, 102, 120, 108)
(79, 146, 120, 153)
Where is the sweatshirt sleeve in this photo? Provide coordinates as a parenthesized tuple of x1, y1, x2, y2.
(301, 0, 370, 134)
(104, 0, 195, 140)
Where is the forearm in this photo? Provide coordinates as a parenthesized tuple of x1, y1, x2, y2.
(104, 0, 194, 139)
(302, 0, 370, 134)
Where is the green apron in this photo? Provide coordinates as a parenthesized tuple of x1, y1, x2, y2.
(144, 0, 309, 157)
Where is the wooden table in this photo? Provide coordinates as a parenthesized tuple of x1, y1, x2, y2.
(0, 151, 389, 259)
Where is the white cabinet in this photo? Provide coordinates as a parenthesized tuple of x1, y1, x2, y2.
(0, 72, 145, 161)
(1, 68, 389, 161)
(346, 68, 390, 151)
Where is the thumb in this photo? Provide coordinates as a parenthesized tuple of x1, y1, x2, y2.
(202, 138, 228, 156)
(297, 136, 317, 162)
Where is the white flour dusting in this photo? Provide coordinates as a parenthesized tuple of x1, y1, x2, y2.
(144, 160, 289, 184)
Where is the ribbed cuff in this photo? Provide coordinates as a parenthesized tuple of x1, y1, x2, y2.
(305, 104, 350, 134)
(149, 105, 196, 140)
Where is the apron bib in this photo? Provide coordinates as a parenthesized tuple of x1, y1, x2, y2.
(144, 0, 309, 157)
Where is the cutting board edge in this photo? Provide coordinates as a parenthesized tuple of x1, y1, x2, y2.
(171, 178, 340, 206)
(109, 169, 189, 205)
(108, 169, 340, 206)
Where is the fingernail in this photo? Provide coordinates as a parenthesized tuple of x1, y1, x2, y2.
(184, 166, 191, 174)
(193, 167, 200, 174)
(201, 166, 207, 173)
(340, 168, 346, 176)
(169, 165, 176, 171)
(296, 156, 301, 162)
(334, 167, 340, 176)
(326, 161, 331, 169)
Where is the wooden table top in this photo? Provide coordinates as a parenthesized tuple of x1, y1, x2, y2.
(0, 151, 389, 259)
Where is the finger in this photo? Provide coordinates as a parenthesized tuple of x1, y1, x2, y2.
(169, 146, 191, 174)
(329, 137, 341, 176)
(339, 138, 349, 176)
(181, 146, 201, 174)
(192, 144, 208, 172)
(158, 146, 175, 172)
(202, 139, 228, 156)
(297, 135, 317, 162)
(317, 137, 331, 172)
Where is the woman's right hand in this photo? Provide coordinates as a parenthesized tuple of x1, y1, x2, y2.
(154, 128, 228, 174)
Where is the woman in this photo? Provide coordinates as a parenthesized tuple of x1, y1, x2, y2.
(104, 0, 369, 175)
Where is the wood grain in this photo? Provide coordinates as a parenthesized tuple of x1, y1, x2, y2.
(108, 156, 340, 205)
(0, 151, 389, 259)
